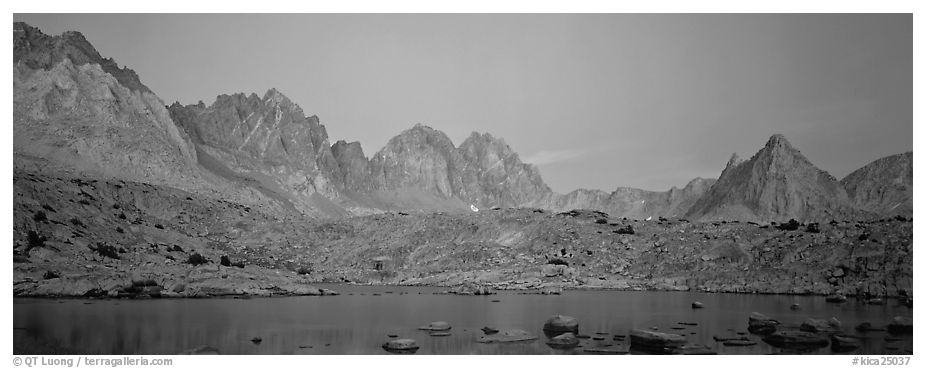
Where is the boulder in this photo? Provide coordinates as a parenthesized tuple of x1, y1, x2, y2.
(790, 303, 801, 310)
(762, 331, 829, 350)
(800, 318, 842, 333)
(417, 321, 451, 331)
(481, 326, 499, 335)
(477, 329, 538, 343)
(543, 315, 578, 336)
(691, 301, 704, 309)
(887, 316, 912, 334)
(747, 312, 779, 335)
(382, 338, 419, 353)
(825, 294, 848, 303)
(629, 329, 687, 352)
(830, 335, 861, 352)
(546, 333, 579, 349)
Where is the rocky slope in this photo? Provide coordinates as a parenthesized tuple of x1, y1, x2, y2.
(12, 164, 337, 297)
(12, 22, 914, 301)
(13, 22, 197, 187)
(14, 165, 912, 298)
(686, 135, 864, 222)
(841, 152, 913, 217)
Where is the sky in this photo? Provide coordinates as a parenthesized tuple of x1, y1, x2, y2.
(13, 13, 912, 193)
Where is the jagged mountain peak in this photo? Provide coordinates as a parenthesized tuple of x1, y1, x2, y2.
(14, 21, 151, 93)
(685, 134, 860, 222)
(765, 133, 791, 147)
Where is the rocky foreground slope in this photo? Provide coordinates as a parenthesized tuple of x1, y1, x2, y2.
(14, 165, 912, 298)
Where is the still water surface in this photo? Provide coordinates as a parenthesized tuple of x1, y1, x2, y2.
(13, 285, 913, 355)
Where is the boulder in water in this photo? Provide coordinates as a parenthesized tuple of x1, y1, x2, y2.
(691, 301, 704, 309)
(723, 339, 757, 347)
(382, 338, 419, 353)
(800, 318, 842, 333)
(546, 333, 579, 349)
(629, 329, 687, 352)
(584, 346, 629, 354)
(762, 331, 829, 350)
(542, 315, 578, 336)
(747, 312, 779, 335)
(830, 334, 861, 352)
(477, 329, 538, 343)
(887, 316, 912, 334)
(417, 321, 451, 331)
(855, 321, 885, 332)
(825, 294, 848, 303)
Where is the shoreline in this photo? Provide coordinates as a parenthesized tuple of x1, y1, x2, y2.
(11, 281, 910, 301)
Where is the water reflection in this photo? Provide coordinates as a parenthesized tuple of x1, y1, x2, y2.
(13, 285, 913, 355)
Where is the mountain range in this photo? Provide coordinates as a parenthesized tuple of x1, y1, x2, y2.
(13, 22, 913, 222)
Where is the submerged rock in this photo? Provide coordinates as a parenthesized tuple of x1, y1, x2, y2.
(723, 339, 757, 347)
(800, 318, 842, 333)
(830, 334, 862, 352)
(691, 301, 704, 309)
(855, 321, 885, 332)
(546, 333, 579, 349)
(747, 312, 779, 335)
(671, 344, 716, 355)
(543, 315, 579, 336)
(417, 321, 451, 331)
(429, 331, 452, 337)
(382, 338, 419, 353)
(762, 331, 829, 350)
(477, 329, 538, 343)
(629, 329, 687, 352)
(583, 345, 629, 354)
